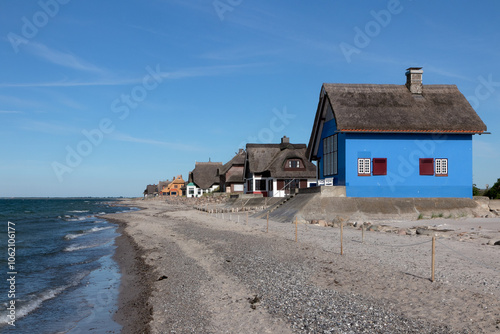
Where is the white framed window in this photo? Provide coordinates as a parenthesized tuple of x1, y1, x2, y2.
(323, 134, 338, 176)
(357, 158, 371, 176)
(435, 158, 448, 176)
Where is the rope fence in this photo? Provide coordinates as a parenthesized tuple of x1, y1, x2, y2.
(197, 206, 499, 283)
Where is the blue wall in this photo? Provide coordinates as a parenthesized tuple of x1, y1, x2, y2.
(344, 133, 473, 198)
(318, 118, 346, 185)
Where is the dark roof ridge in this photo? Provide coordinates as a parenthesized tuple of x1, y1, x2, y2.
(246, 143, 281, 148)
(247, 143, 306, 149)
(195, 161, 223, 165)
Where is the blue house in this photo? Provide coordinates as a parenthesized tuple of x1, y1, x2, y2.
(307, 68, 487, 198)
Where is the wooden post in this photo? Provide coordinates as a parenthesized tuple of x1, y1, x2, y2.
(246, 212, 248, 225)
(362, 226, 365, 243)
(340, 222, 344, 255)
(431, 236, 436, 282)
(295, 217, 298, 242)
(267, 212, 269, 233)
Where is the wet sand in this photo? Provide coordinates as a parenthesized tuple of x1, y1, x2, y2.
(112, 216, 153, 333)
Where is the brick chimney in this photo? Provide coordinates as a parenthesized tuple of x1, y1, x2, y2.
(281, 136, 290, 144)
(405, 67, 423, 94)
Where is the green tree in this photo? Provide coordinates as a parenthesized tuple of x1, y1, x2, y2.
(472, 184, 482, 196)
(484, 178, 500, 199)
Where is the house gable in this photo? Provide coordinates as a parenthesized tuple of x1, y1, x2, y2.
(245, 136, 317, 197)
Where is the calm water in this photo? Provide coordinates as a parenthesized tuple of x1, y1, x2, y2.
(0, 198, 137, 333)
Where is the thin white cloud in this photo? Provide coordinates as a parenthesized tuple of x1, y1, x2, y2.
(18, 119, 81, 136)
(199, 46, 283, 61)
(0, 95, 45, 110)
(26, 42, 105, 73)
(160, 63, 266, 79)
(0, 110, 23, 114)
(424, 65, 474, 82)
(161, 0, 213, 16)
(0, 78, 140, 88)
(127, 24, 171, 38)
(111, 132, 201, 151)
(0, 63, 265, 88)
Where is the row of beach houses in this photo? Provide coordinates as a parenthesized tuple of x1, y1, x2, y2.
(144, 68, 488, 199)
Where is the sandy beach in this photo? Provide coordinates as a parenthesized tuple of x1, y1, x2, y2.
(110, 199, 500, 333)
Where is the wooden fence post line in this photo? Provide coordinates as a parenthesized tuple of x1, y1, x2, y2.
(340, 222, 344, 255)
(295, 217, 298, 242)
(431, 236, 436, 282)
(267, 212, 269, 233)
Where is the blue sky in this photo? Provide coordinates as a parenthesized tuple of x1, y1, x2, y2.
(1, 0, 499, 197)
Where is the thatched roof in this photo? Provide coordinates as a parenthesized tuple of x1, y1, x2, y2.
(226, 172, 244, 183)
(322, 84, 487, 133)
(307, 81, 488, 160)
(191, 162, 222, 189)
(219, 150, 246, 185)
(220, 149, 246, 175)
(246, 140, 316, 179)
(144, 184, 157, 195)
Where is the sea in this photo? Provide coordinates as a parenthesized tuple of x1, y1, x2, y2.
(0, 198, 138, 334)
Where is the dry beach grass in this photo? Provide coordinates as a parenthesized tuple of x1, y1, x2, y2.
(111, 199, 500, 333)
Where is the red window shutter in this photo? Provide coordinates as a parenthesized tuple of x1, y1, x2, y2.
(419, 158, 434, 175)
(372, 158, 387, 175)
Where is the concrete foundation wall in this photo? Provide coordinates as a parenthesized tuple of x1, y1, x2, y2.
(268, 193, 489, 223)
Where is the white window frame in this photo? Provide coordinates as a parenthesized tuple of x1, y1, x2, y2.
(435, 158, 448, 176)
(358, 158, 371, 175)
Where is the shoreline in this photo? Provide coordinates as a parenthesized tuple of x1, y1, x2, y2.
(110, 214, 153, 334)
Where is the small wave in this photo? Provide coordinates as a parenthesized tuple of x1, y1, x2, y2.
(65, 215, 96, 222)
(64, 243, 101, 252)
(65, 217, 87, 222)
(0, 272, 89, 324)
(88, 226, 112, 233)
(64, 234, 81, 240)
(68, 210, 89, 213)
(63, 226, 112, 240)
